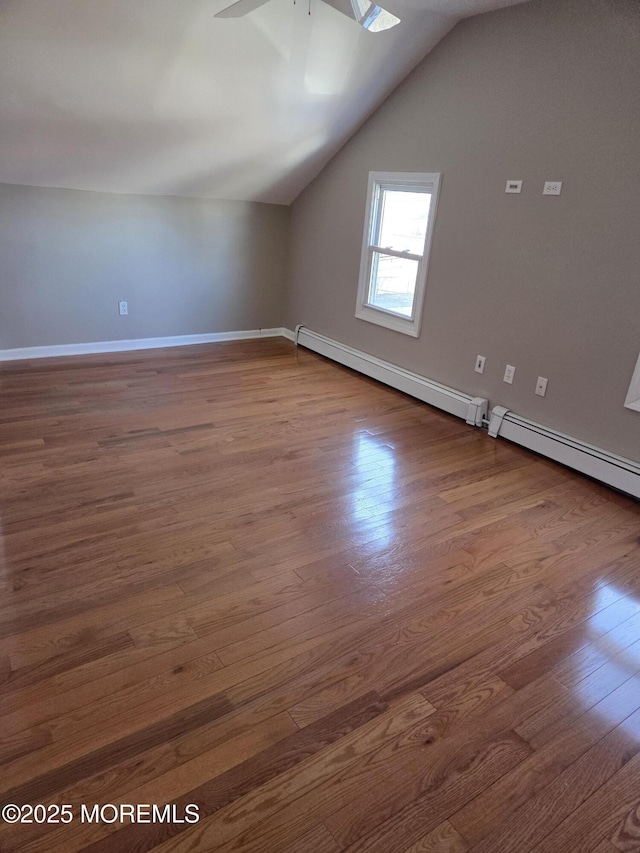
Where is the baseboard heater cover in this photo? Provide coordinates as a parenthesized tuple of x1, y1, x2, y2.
(294, 326, 487, 425)
(489, 406, 640, 500)
(293, 326, 639, 499)
(0, 328, 289, 362)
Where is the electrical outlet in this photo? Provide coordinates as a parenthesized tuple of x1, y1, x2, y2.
(503, 364, 516, 384)
(505, 180, 523, 194)
(535, 376, 548, 397)
(543, 181, 562, 196)
(475, 355, 486, 374)
(118, 301, 128, 316)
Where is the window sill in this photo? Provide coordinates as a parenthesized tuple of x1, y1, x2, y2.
(355, 304, 421, 337)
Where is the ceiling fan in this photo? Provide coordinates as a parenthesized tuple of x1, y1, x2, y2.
(215, 0, 401, 32)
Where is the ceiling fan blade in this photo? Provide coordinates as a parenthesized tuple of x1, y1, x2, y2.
(322, 0, 400, 31)
(215, 0, 271, 18)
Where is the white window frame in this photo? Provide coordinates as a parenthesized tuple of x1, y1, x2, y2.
(355, 171, 441, 337)
(624, 353, 640, 412)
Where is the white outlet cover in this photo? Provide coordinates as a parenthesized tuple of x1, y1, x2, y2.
(543, 181, 563, 195)
(505, 180, 523, 194)
(535, 376, 548, 397)
(503, 364, 515, 384)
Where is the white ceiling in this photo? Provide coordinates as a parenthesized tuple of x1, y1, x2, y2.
(0, 0, 531, 204)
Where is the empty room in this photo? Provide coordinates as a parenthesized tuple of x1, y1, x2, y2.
(1, 0, 640, 850)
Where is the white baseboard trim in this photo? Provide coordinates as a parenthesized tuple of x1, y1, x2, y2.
(489, 408, 640, 500)
(0, 328, 289, 362)
(293, 325, 479, 422)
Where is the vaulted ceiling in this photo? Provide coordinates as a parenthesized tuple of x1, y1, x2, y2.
(0, 0, 531, 204)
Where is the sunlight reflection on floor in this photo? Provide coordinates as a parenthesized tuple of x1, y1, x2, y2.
(573, 584, 640, 736)
(349, 432, 396, 548)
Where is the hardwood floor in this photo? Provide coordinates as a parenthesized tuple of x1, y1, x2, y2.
(0, 337, 638, 853)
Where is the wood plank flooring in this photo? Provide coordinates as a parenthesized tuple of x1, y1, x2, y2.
(0, 337, 639, 852)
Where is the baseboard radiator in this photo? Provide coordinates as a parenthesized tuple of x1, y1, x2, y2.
(294, 325, 640, 500)
(294, 326, 487, 426)
(488, 407, 640, 499)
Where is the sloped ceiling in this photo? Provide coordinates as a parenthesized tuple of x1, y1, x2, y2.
(0, 0, 531, 204)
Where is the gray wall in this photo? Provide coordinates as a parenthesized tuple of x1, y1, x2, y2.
(0, 184, 289, 348)
(285, 0, 640, 462)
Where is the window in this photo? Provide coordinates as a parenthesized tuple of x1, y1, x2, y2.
(355, 171, 441, 337)
(625, 353, 640, 412)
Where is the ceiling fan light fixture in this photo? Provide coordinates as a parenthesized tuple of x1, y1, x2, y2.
(350, 0, 370, 18)
(215, 0, 400, 31)
(349, 0, 400, 31)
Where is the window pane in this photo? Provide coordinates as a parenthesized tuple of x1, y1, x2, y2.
(367, 252, 419, 317)
(376, 190, 431, 255)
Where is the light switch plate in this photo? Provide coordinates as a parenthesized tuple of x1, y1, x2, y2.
(505, 180, 523, 194)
